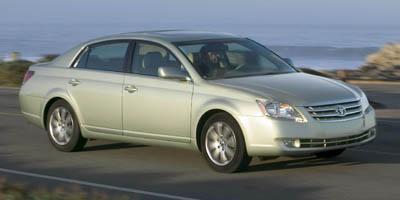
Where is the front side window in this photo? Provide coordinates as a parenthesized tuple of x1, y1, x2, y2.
(132, 42, 185, 77)
(175, 39, 297, 80)
(76, 41, 129, 72)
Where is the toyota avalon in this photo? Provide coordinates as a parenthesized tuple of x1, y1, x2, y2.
(19, 30, 376, 172)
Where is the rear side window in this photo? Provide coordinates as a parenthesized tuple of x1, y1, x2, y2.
(75, 48, 89, 68)
(74, 41, 130, 72)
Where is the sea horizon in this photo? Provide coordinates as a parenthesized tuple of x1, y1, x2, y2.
(1, 22, 399, 70)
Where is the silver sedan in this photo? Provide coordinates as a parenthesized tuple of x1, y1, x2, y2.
(19, 30, 376, 172)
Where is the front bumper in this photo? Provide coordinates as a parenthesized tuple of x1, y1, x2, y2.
(276, 127, 376, 156)
(239, 108, 376, 156)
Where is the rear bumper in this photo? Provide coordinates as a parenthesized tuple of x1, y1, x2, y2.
(238, 109, 376, 156)
(19, 93, 44, 128)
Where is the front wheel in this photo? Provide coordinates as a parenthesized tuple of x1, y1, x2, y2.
(315, 149, 345, 158)
(201, 113, 252, 173)
(46, 100, 87, 152)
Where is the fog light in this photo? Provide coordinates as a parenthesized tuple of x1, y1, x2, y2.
(281, 138, 301, 148)
(370, 128, 376, 137)
(294, 139, 301, 148)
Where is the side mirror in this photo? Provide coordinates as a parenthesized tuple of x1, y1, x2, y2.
(283, 58, 294, 66)
(158, 66, 191, 81)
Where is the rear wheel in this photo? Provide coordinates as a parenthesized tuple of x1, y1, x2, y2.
(315, 149, 345, 158)
(201, 113, 252, 173)
(46, 100, 87, 152)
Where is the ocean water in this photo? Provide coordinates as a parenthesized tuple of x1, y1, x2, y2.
(0, 22, 399, 69)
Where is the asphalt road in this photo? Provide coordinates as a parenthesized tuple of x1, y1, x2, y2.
(0, 83, 399, 200)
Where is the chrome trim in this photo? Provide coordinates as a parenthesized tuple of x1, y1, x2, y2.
(305, 100, 363, 122)
(85, 125, 122, 135)
(298, 128, 375, 148)
(69, 46, 88, 68)
(124, 84, 138, 93)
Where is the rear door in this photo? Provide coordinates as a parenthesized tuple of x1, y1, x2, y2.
(67, 40, 132, 135)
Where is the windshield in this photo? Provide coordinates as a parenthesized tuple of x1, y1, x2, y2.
(175, 39, 297, 80)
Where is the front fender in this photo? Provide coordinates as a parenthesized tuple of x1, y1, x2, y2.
(191, 96, 260, 151)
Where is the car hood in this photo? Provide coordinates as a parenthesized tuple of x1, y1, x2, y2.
(211, 72, 360, 106)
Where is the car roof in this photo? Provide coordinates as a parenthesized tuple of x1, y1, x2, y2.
(50, 30, 243, 68)
(109, 30, 242, 43)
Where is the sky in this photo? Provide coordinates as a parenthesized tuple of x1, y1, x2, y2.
(0, 0, 399, 26)
(0, 0, 399, 67)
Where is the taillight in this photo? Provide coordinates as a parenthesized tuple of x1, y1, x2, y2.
(22, 70, 35, 85)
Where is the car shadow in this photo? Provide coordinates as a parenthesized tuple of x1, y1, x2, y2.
(246, 157, 338, 172)
(84, 142, 147, 152)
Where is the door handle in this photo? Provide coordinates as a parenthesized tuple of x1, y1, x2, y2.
(68, 78, 80, 86)
(124, 85, 137, 93)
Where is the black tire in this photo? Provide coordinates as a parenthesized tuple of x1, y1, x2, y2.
(315, 149, 345, 158)
(46, 99, 87, 152)
(201, 112, 252, 173)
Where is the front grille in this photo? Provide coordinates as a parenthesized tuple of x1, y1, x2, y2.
(299, 129, 375, 148)
(305, 100, 363, 121)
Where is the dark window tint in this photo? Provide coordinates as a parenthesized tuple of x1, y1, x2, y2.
(85, 42, 129, 72)
(176, 39, 296, 80)
(132, 42, 183, 77)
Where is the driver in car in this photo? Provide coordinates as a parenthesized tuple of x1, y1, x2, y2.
(199, 44, 230, 79)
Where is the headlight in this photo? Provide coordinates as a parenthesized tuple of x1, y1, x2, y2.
(360, 92, 373, 114)
(360, 92, 370, 110)
(256, 99, 307, 123)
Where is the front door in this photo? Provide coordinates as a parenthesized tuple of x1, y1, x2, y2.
(122, 41, 193, 142)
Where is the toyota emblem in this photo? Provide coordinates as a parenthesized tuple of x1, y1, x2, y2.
(336, 105, 347, 116)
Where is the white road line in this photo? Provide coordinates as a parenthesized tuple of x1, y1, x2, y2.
(349, 149, 400, 156)
(0, 112, 22, 116)
(0, 168, 199, 200)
